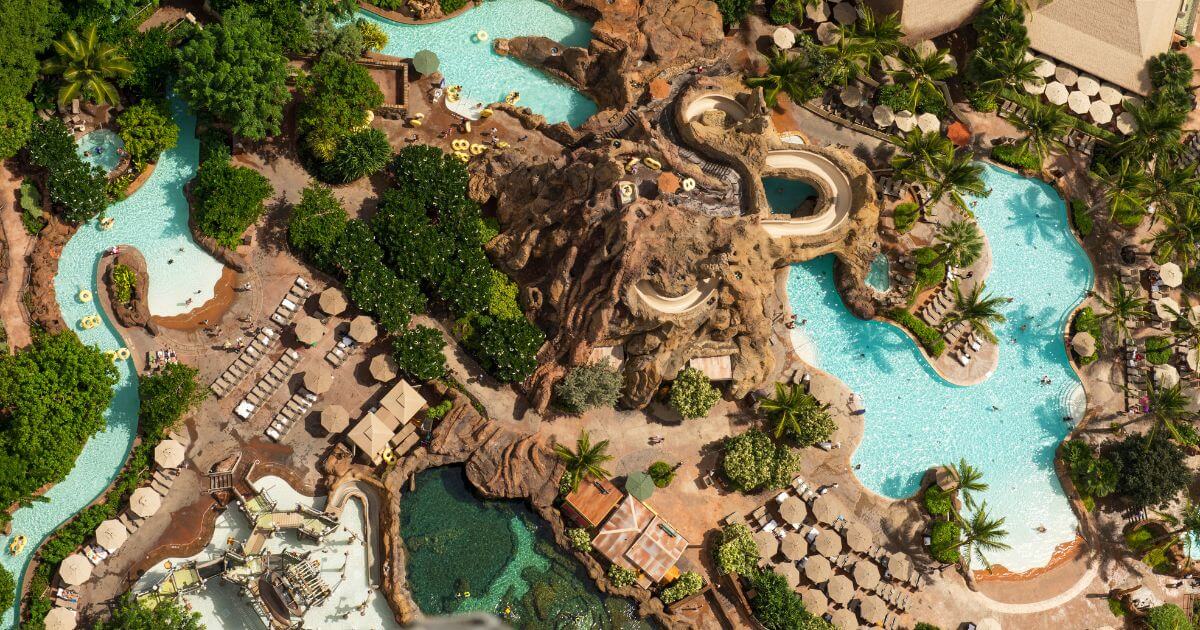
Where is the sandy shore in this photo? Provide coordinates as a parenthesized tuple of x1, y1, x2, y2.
(151, 266, 239, 332)
(975, 536, 1085, 582)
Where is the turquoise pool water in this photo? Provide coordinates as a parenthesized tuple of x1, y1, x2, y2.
(763, 176, 817, 215)
(786, 164, 1094, 572)
(866, 253, 890, 292)
(402, 467, 650, 628)
(76, 129, 124, 174)
(0, 95, 221, 628)
(357, 0, 598, 126)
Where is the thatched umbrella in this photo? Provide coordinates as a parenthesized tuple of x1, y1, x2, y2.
(1089, 101, 1113, 124)
(349, 315, 378, 343)
(858, 595, 887, 624)
(916, 113, 939, 133)
(814, 529, 843, 557)
(131, 487, 162, 518)
(1098, 84, 1123, 105)
(1160, 262, 1184, 288)
(370, 353, 399, 383)
(812, 494, 845, 524)
(1116, 111, 1137, 134)
(772, 27, 795, 50)
(853, 559, 881, 590)
(779, 496, 807, 525)
(778, 561, 801, 588)
(59, 554, 93, 585)
(754, 530, 780, 559)
(154, 439, 184, 469)
(44, 608, 76, 630)
(840, 85, 863, 108)
(801, 588, 828, 615)
(1068, 91, 1090, 114)
(843, 522, 871, 553)
(294, 315, 326, 346)
(321, 405, 349, 433)
(781, 534, 808, 560)
(887, 553, 912, 581)
(1023, 80, 1046, 95)
(1071, 332, 1096, 357)
(830, 608, 858, 630)
(318, 287, 347, 316)
(1045, 82, 1069, 105)
(304, 369, 333, 395)
(626, 471, 655, 501)
(413, 50, 439, 75)
(95, 519, 128, 551)
(872, 104, 895, 127)
(1075, 75, 1100, 96)
(1054, 65, 1078, 85)
(1033, 57, 1055, 77)
(894, 110, 915, 132)
(804, 555, 832, 583)
(827, 574, 854, 604)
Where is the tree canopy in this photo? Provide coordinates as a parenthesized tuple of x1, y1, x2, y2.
(192, 153, 273, 248)
(555, 361, 623, 413)
(138, 363, 205, 440)
(750, 569, 833, 630)
(1110, 434, 1191, 508)
(721, 428, 801, 493)
(391, 325, 447, 381)
(288, 182, 349, 274)
(95, 595, 205, 630)
(669, 366, 721, 419)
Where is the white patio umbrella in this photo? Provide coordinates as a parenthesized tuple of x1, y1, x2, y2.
(44, 608, 76, 630)
(832, 1, 858, 24)
(1098, 84, 1124, 105)
(840, 84, 863, 108)
(816, 22, 841, 45)
(131, 486, 162, 517)
(1033, 57, 1056, 77)
(916, 113, 940, 133)
(95, 519, 128, 551)
(1116, 111, 1137, 134)
(773, 27, 795, 50)
(1075, 75, 1100, 96)
(1023, 80, 1046, 95)
(1156, 296, 1182, 322)
(154, 439, 185, 469)
(1045, 82, 1069, 105)
(1054, 65, 1078, 86)
(1089, 101, 1113, 125)
(1067, 91, 1090, 114)
(872, 104, 895, 127)
(1161, 263, 1184, 288)
(805, 0, 830, 22)
(1155, 364, 1180, 389)
(59, 554, 92, 585)
(894, 110, 916, 132)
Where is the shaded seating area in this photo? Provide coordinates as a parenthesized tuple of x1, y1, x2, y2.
(235, 349, 301, 420)
(210, 326, 278, 398)
(269, 277, 313, 327)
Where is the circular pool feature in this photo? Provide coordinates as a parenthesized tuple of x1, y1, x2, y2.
(865, 253, 890, 293)
(76, 129, 124, 174)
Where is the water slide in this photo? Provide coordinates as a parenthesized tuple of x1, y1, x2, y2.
(634, 278, 719, 314)
(761, 150, 853, 238)
(681, 94, 749, 123)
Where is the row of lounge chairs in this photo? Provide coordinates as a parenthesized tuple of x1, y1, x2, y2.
(265, 390, 319, 442)
(269, 277, 313, 328)
(235, 349, 300, 420)
(145, 348, 179, 371)
(210, 327, 279, 398)
(325, 334, 358, 367)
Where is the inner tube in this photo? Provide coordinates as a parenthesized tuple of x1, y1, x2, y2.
(115, 347, 131, 361)
(451, 139, 470, 151)
(469, 143, 486, 155)
(78, 289, 93, 302)
(453, 151, 470, 163)
(681, 177, 696, 191)
(475, 30, 489, 42)
(643, 157, 662, 170)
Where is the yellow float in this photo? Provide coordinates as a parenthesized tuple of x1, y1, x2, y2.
(98, 217, 115, 230)
(496, 141, 510, 149)
(480, 108, 493, 118)
(469, 143, 486, 155)
(8, 535, 26, 554)
(625, 157, 640, 169)
(505, 91, 520, 105)
(78, 289, 93, 302)
(681, 177, 696, 191)
(451, 139, 470, 151)
(382, 449, 396, 463)
(453, 151, 470, 163)
(643, 157, 662, 170)
(463, 121, 472, 133)
(115, 347, 131, 361)
(408, 117, 423, 127)
(475, 30, 489, 42)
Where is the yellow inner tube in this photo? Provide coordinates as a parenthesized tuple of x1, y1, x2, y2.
(496, 141, 510, 148)
(78, 289, 93, 302)
(643, 157, 662, 170)
(408, 118, 423, 127)
(451, 139, 470, 151)
(681, 177, 696, 191)
(115, 347, 131, 361)
(480, 108, 493, 118)
(475, 30, 489, 42)
(453, 151, 470, 163)
(469, 143, 486, 155)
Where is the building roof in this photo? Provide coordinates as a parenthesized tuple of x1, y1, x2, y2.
(563, 476, 622, 528)
(1027, 0, 1182, 95)
(592, 494, 654, 571)
(345, 411, 398, 464)
(378, 380, 427, 425)
(592, 494, 687, 582)
(624, 515, 689, 582)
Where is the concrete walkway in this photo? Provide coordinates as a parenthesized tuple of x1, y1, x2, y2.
(0, 161, 32, 351)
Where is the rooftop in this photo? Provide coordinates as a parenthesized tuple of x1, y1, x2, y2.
(563, 475, 622, 528)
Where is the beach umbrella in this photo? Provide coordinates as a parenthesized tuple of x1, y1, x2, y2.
(1156, 297, 1181, 322)
(321, 404, 349, 433)
(1089, 101, 1113, 125)
(832, 1, 858, 24)
(802, 588, 828, 615)
(812, 494, 845, 524)
(886, 553, 912, 581)
(303, 369, 333, 395)
(853, 559, 881, 590)
(773, 27, 795, 50)
(44, 608, 76, 630)
(1155, 364, 1180, 389)
(413, 50, 439, 75)
(1023, 80, 1046, 95)
(1161, 262, 1184, 288)
(805, 0, 830, 22)
(131, 486, 162, 517)
(872, 104, 895, 127)
(154, 439, 185, 469)
(754, 529, 780, 558)
(1067, 91, 1090, 114)
(370, 353, 399, 383)
(916, 113, 939, 133)
(349, 315, 378, 343)
(782, 533, 808, 560)
(1076, 76, 1100, 96)
(1098, 84, 1123, 105)
(1054, 66, 1078, 86)
(1071, 332, 1096, 357)
(1045, 82, 1069, 105)
(894, 110, 915, 132)
(1124, 95, 1144, 109)
(95, 519, 128, 551)
(626, 471, 655, 501)
(779, 561, 801, 588)
(1115, 111, 1137, 134)
(294, 315, 326, 346)
(840, 84, 863, 108)
(815, 528, 843, 557)
(779, 496, 808, 525)
(844, 522, 872, 553)
(59, 554, 92, 585)
(318, 287, 347, 316)
(830, 608, 858, 630)
(858, 595, 887, 624)
(816, 22, 841, 45)
(827, 574, 854, 604)
(805, 554, 832, 583)
(1033, 57, 1055, 77)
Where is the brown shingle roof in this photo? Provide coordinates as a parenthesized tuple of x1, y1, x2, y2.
(563, 476, 622, 528)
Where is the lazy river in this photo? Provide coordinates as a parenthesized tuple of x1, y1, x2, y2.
(0, 95, 223, 627)
(787, 164, 1094, 572)
(358, 0, 598, 126)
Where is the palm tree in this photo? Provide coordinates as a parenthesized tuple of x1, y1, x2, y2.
(889, 44, 956, 112)
(1145, 203, 1200, 265)
(927, 149, 989, 211)
(553, 430, 613, 492)
(1093, 279, 1149, 341)
(945, 458, 988, 509)
(1009, 100, 1071, 161)
(1089, 159, 1152, 223)
(890, 130, 953, 183)
(941, 281, 1008, 343)
(41, 24, 133, 107)
(934, 220, 985, 268)
(953, 502, 1011, 570)
(972, 43, 1042, 95)
(1114, 99, 1187, 163)
(746, 49, 815, 107)
(760, 382, 832, 445)
(843, 6, 904, 71)
(1143, 381, 1194, 445)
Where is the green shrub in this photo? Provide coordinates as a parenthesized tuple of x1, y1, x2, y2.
(966, 89, 997, 112)
(424, 399, 453, 421)
(1071, 199, 1093, 237)
(607, 563, 638, 588)
(26, 118, 108, 223)
(1146, 603, 1192, 630)
(391, 325, 447, 381)
(19, 181, 45, 234)
(930, 520, 962, 563)
(648, 461, 676, 488)
(887, 309, 946, 357)
(749, 569, 828, 629)
(923, 485, 953, 516)
(122, 26, 176, 98)
(111, 263, 136, 304)
(714, 0, 752, 25)
(193, 154, 273, 248)
(768, 0, 796, 25)
(1071, 306, 1102, 364)
(714, 523, 760, 575)
(469, 315, 544, 383)
(1145, 336, 1173, 365)
(877, 82, 948, 116)
(319, 127, 391, 184)
(660, 571, 704, 605)
(0, 565, 13, 616)
(912, 246, 946, 291)
(288, 183, 349, 274)
(914, 624, 943, 630)
(566, 527, 592, 552)
(721, 428, 801, 493)
(485, 269, 524, 320)
(117, 98, 179, 167)
(0, 87, 35, 160)
(138, 362, 206, 440)
(555, 361, 622, 413)
(357, 19, 388, 51)
(990, 143, 1041, 171)
(669, 366, 721, 419)
(95, 594, 204, 630)
(893, 201, 919, 233)
(440, 0, 467, 13)
(1111, 434, 1191, 508)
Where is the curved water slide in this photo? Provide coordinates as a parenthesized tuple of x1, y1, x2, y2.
(761, 150, 853, 238)
(681, 94, 750, 124)
(633, 278, 719, 315)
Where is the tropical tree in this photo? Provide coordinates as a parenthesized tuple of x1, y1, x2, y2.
(934, 219, 985, 267)
(941, 281, 1008, 343)
(952, 502, 1011, 570)
(889, 130, 952, 195)
(745, 49, 820, 107)
(1146, 203, 1200, 266)
(1143, 381, 1195, 445)
(842, 5, 903, 71)
(1090, 158, 1152, 224)
(944, 458, 988, 509)
(1114, 99, 1187, 163)
(41, 24, 133, 107)
(1093, 279, 1149, 341)
(889, 44, 956, 112)
(553, 430, 613, 492)
(1010, 100, 1071, 161)
(759, 382, 835, 447)
(1149, 502, 1200, 565)
(927, 149, 988, 211)
(971, 44, 1042, 95)
(1147, 162, 1200, 222)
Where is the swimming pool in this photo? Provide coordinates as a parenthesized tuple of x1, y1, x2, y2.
(357, 0, 598, 127)
(76, 129, 124, 174)
(786, 164, 1094, 572)
(0, 95, 222, 628)
(763, 176, 817, 215)
(866, 253, 890, 293)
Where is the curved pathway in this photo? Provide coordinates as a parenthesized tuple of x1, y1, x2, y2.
(0, 162, 31, 351)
